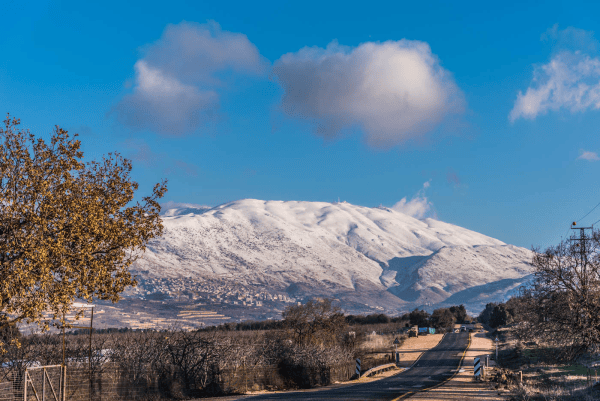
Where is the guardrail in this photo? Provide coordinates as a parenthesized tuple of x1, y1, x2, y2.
(360, 363, 399, 378)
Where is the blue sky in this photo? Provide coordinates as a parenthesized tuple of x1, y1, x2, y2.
(3, 0, 600, 249)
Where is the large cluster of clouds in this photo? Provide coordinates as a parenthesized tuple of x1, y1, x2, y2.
(113, 22, 464, 147)
(272, 40, 465, 148)
(112, 21, 268, 135)
(115, 21, 600, 146)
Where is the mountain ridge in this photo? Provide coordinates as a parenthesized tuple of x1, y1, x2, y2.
(132, 199, 533, 315)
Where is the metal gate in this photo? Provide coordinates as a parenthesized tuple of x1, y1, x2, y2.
(23, 365, 65, 401)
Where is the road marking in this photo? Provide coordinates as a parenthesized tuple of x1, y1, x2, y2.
(391, 333, 472, 401)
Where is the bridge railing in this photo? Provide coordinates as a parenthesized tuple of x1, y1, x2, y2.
(360, 363, 399, 378)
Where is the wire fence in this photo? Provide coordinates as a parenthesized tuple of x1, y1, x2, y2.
(64, 366, 160, 401)
(0, 361, 357, 400)
(0, 371, 22, 401)
(0, 364, 160, 401)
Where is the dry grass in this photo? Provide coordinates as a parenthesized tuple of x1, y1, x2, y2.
(359, 332, 400, 353)
(511, 380, 599, 400)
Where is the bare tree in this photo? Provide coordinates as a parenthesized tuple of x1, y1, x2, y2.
(282, 299, 347, 347)
(526, 234, 600, 359)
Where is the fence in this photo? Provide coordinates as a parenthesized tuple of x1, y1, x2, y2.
(24, 365, 64, 401)
(0, 361, 356, 400)
(0, 364, 160, 401)
(0, 369, 24, 401)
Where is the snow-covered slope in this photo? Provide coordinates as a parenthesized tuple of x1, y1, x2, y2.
(134, 199, 533, 313)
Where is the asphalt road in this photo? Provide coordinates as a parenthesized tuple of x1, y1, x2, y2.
(240, 332, 470, 401)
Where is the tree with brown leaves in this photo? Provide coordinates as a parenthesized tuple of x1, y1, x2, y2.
(0, 115, 166, 335)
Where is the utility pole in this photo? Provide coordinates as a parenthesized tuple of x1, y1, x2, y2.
(570, 222, 593, 268)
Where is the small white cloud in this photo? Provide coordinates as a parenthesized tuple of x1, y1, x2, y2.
(272, 40, 465, 148)
(392, 181, 436, 220)
(541, 25, 598, 53)
(161, 201, 210, 209)
(511, 27, 600, 122)
(510, 51, 600, 122)
(113, 21, 268, 135)
(160, 201, 212, 216)
(578, 150, 600, 161)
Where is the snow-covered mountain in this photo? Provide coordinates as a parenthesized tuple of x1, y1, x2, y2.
(133, 199, 533, 314)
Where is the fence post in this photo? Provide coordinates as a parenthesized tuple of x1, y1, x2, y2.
(43, 368, 46, 401)
(63, 365, 67, 401)
(23, 369, 27, 401)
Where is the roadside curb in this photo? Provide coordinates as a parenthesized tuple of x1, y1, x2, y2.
(392, 332, 471, 401)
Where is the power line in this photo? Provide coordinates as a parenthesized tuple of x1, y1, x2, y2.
(576, 200, 600, 224)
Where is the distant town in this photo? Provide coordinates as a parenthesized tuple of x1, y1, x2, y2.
(41, 277, 301, 332)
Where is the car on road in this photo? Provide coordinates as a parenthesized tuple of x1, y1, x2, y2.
(460, 325, 467, 332)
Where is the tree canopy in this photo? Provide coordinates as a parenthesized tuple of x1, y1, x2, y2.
(429, 308, 455, 329)
(0, 115, 166, 334)
(408, 308, 430, 327)
(282, 299, 347, 346)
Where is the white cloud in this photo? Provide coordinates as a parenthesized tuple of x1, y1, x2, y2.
(272, 40, 465, 148)
(115, 61, 218, 135)
(392, 181, 436, 220)
(160, 201, 212, 216)
(113, 21, 267, 135)
(578, 150, 600, 161)
(161, 201, 210, 209)
(510, 51, 600, 122)
(541, 25, 598, 54)
(511, 26, 600, 122)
